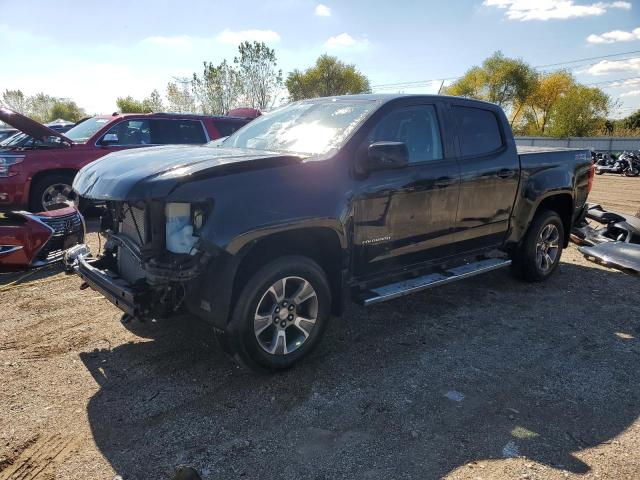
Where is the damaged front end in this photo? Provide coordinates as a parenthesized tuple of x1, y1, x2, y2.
(66, 200, 214, 319)
(571, 203, 640, 275)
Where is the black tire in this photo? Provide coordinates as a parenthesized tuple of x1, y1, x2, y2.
(224, 255, 331, 373)
(624, 167, 639, 177)
(511, 210, 564, 282)
(29, 173, 78, 212)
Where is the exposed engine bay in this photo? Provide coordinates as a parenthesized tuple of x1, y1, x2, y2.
(65, 201, 213, 319)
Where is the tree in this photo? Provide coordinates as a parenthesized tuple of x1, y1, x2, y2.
(26, 93, 56, 123)
(622, 109, 640, 130)
(546, 85, 610, 137)
(1, 89, 27, 114)
(235, 41, 283, 110)
(192, 60, 242, 115)
(445, 51, 537, 125)
(49, 99, 85, 122)
(166, 81, 196, 113)
(142, 89, 164, 113)
(116, 95, 150, 113)
(518, 71, 574, 135)
(286, 55, 371, 101)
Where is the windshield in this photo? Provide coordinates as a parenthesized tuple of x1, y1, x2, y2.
(220, 99, 377, 155)
(64, 117, 111, 143)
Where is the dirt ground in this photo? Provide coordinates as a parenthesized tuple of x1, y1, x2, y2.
(0, 174, 639, 480)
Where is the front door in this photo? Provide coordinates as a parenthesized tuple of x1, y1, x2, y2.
(352, 103, 460, 279)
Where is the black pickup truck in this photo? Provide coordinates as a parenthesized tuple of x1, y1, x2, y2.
(68, 94, 594, 371)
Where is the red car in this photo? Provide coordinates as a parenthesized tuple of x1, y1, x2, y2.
(0, 108, 259, 212)
(0, 207, 84, 270)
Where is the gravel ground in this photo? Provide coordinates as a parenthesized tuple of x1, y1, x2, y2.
(0, 174, 639, 480)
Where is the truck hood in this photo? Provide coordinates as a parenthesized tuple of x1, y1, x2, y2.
(73, 144, 305, 201)
(0, 107, 72, 144)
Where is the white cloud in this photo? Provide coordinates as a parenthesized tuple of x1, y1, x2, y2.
(587, 57, 640, 75)
(483, 0, 631, 21)
(620, 89, 640, 97)
(315, 4, 331, 16)
(324, 33, 369, 50)
(142, 35, 193, 47)
(215, 29, 281, 45)
(609, 77, 640, 88)
(587, 26, 640, 43)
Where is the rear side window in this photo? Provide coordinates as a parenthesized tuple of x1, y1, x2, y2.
(452, 106, 503, 157)
(213, 120, 245, 138)
(149, 119, 207, 144)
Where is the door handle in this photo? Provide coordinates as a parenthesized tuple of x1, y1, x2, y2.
(497, 169, 516, 179)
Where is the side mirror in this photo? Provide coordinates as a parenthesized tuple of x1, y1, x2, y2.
(361, 141, 409, 173)
(100, 133, 119, 146)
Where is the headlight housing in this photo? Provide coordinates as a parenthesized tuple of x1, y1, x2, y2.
(0, 156, 24, 177)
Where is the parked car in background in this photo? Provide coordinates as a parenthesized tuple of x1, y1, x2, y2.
(0, 206, 84, 271)
(0, 118, 78, 149)
(0, 127, 18, 142)
(68, 94, 594, 372)
(0, 108, 259, 212)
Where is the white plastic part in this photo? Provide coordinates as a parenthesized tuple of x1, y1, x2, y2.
(165, 203, 198, 254)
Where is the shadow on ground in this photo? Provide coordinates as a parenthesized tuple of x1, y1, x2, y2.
(80, 261, 640, 479)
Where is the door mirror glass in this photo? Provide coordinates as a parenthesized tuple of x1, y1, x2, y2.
(101, 133, 119, 145)
(363, 141, 409, 172)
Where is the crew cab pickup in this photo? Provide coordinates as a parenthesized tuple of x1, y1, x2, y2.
(0, 108, 259, 212)
(68, 94, 594, 372)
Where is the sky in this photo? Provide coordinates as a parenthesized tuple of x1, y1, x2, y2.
(1, 0, 639, 117)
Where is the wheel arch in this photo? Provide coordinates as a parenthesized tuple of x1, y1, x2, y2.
(29, 168, 79, 209)
(531, 193, 574, 247)
(231, 227, 347, 317)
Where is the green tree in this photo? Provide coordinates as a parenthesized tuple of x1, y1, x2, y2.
(546, 85, 610, 137)
(49, 99, 85, 122)
(235, 41, 283, 110)
(623, 109, 640, 130)
(286, 54, 371, 101)
(518, 71, 574, 135)
(1, 89, 27, 114)
(26, 93, 56, 122)
(166, 81, 196, 113)
(192, 60, 242, 115)
(116, 95, 150, 113)
(142, 89, 164, 112)
(445, 51, 538, 125)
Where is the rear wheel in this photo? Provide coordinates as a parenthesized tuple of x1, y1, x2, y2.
(222, 255, 331, 372)
(624, 165, 639, 177)
(29, 173, 78, 212)
(512, 210, 564, 282)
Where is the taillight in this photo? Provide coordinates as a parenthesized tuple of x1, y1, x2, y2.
(587, 160, 595, 194)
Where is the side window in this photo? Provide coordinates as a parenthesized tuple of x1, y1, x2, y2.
(149, 119, 207, 144)
(452, 106, 503, 157)
(368, 105, 443, 163)
(213, 120, 243, 138)
(101, 119, 151, 146)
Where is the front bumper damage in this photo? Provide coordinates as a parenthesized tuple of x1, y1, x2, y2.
(66, 238, 212, 320)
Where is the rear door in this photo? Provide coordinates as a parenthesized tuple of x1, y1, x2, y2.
(149, 119, 208, 144)
(450, 104, 520, 251)
(352, 101, 460, 278)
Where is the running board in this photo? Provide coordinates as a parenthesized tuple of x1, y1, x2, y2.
(360, 258, 512, 306)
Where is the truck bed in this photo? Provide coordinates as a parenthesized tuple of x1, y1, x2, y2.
(517, 145, 590, 155)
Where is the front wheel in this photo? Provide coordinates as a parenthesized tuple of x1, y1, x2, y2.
(29, 173, 79, 212)
(223, 255, 331, 372)
(512, 210, 564, 282)
(624, 166, 639, 177)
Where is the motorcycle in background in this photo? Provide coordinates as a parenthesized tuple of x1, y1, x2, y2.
(595, 151, 640, 177)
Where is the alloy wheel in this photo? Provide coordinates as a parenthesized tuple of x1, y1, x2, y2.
(254, 276, 318, 355)
(535, 223, 560, 273)
(41, 183, 78, 211)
